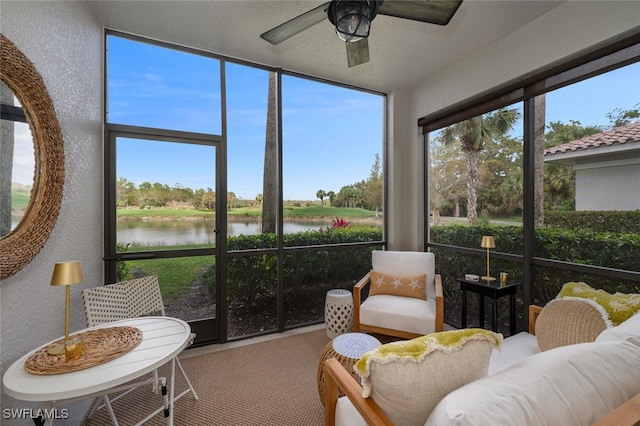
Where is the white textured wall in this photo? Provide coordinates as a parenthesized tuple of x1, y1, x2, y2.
(388, 1, 640, 250)
(576, 163, 640, 211)
(1, 0, 639, 421)
(0, 2, 102, 424)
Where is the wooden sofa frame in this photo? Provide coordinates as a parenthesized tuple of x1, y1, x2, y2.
(324, 304, 640, 426)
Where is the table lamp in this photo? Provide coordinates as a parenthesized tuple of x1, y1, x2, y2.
(481, 236, 496, 282)
(48, 261, 84, 355)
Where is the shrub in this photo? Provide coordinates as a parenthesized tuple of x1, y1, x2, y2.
(545, 210, 640, 234)
(430, 224, 640, 330)
(207, 227, 383, 306)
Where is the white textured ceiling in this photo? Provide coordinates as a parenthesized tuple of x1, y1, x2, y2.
(86, 0, 564, 93)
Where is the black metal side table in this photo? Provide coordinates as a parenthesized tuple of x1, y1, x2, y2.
(458, 278, 521, 335)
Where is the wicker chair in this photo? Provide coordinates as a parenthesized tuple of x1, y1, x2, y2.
(353, 250, 444, 340)
(81, 275, 198, 423)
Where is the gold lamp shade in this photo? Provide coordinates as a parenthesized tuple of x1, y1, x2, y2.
(48, 261, 84, 355)
(51, 261, 84, 286)
(480, 236, 496, 282)
(481, 236, 496, 249)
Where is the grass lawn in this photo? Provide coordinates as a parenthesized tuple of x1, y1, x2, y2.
(117, 208, 215, 218)
(232, 205, 378, 219)
(117, 205, 380, 219)
(125, 253, 214, 303)
(11, 190, 31, 210)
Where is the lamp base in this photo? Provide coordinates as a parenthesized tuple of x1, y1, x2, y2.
(481, 276, 496, 282)
(48, 343, 65, 355)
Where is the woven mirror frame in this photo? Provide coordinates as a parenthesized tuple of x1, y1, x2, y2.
(0, 33, 65, 279)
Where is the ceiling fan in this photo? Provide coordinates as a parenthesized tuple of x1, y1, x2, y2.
(260, 0, 463, 68)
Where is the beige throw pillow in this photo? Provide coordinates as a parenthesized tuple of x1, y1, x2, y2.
(369, 269, 427, 300)
(535, 298, 610, 351)
(354, 329, 502, 426)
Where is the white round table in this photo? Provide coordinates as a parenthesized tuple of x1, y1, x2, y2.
(3, 316, 192, 425)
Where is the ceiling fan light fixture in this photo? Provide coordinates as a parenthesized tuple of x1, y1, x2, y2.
(328, 1, 380, 43)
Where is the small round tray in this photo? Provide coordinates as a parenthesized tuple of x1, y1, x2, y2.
(24, 326, 143, 375)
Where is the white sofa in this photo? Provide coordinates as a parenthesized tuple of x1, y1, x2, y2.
(324, 304, 640, 426)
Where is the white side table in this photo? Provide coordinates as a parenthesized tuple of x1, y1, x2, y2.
(324, 289, 354, 338)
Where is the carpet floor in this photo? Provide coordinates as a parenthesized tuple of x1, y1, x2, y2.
(82, 328, 331, 426)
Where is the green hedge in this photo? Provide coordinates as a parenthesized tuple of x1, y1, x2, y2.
(431, 224, 640, 330)
(203, 227, 383, 305)
(545, 210, 640, 234)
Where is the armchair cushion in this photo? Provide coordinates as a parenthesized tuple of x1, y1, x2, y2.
(372, 250, 436, 299)
(369, 270, 427, 300)
(557, 282, 640, 325)
(353, 329, 502, 426)
(535, 298, 610, 351)
(360, 294, 437, 336)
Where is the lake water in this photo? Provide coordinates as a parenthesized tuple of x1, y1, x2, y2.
(117, 218, 328, 246)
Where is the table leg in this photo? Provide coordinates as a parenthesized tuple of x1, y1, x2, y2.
(34, 402, 60, 426)
(102, 394, 118, 426)
(168, 358, 177, 426)
(492, 297, 498, 332)
(510, 293, 516, 336)
(461, 289, 467, 328)
(479, 294, 485, 329)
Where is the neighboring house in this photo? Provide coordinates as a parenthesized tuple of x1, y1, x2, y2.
(544, 120, 640, 211)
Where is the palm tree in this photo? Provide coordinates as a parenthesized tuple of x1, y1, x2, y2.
(262, 71, 277, 234)
(441, 108, 520, 224)
(327, 191, 335, 207)
(316, 189, 326, 205)
(534, 94, 546, 227)
(545, 164, 575, 208)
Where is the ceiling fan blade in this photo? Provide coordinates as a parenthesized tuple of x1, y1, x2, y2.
(260, 2, 331, 45)
(346, 38, 370, 68)
(378, 0, 463, 26)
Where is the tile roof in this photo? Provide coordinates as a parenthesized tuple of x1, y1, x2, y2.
(544, 120, 640, 156)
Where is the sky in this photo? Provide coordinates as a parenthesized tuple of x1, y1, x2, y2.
(109, 35, 383, 201)
(10, 36, 640, 199)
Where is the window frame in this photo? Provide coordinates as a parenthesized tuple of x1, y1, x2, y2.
(421, 33, 640, 327)
(103, 30, 388, 343)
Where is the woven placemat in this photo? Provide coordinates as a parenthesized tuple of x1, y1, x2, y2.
(24, 326, 143, 375)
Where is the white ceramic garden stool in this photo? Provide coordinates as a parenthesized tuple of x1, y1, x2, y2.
(324, 289, 354, 338)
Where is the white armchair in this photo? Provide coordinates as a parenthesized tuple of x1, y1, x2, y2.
(353, 250, 444, 340)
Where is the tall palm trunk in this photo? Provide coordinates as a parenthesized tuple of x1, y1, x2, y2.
(534, 94, 546, 227)
(262, 71, 277, 234)
(465, 150, 479, 224)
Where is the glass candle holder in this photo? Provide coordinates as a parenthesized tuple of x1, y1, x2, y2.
(499, 272, 508, 286)
(64, 337, 83, 362)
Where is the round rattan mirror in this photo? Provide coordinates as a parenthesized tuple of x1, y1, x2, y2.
(0, 33, 64, 279)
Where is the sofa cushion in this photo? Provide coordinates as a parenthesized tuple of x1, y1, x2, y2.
(353, 329, 501, 426)
(335, 396, 368, 426)
(369, 270, 427, 300)
(535, 298, 610, 351)
(426, 340, 640, 426)
(596, 311, 640, 345)
(557, 282, 640, 325)
(488, 331, 539, 375)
